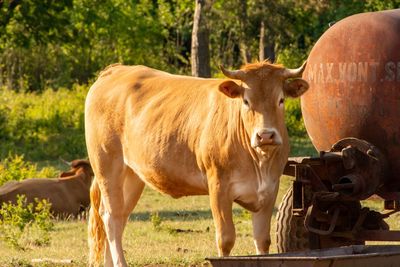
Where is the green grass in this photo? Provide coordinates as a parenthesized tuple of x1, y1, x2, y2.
(0, 175, 399, 266)
(0, 175, 294, 266)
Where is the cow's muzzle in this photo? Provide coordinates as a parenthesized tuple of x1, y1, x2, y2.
(251, 128, 282, 150)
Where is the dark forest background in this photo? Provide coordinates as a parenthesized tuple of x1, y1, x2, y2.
(2, 0, 399, 91)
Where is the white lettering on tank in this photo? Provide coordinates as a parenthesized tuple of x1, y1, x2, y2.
(369, 62, 379, 82)
(326, 63, 333, 82)
(348, 62, 357, 82)
(307, 64, 316, 82)
(357, 62, 368, 82)
(339, 63, 347, 81)
(385, 61, 396, 81)
(306, 61, 400, 84)
(318, 63, 325, 83)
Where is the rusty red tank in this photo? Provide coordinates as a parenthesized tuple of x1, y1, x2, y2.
(301, 9, 400, 190)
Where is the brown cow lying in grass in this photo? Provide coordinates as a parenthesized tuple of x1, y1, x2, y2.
(0, 159, 93, 219)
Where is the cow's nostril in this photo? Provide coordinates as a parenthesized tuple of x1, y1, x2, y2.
(257, 133, 262, 141)
(269, 131, 275, 140)
(257, 131, 274, 143)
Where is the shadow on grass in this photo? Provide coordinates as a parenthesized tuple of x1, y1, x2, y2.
(129, 209, 213, 221)
(129, 207, 278, 222)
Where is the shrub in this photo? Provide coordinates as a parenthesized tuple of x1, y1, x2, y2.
(150, 212, 163, 231)
(0, 84, 88, 161)
(0, 195, 54, 250)
(0, 154, 58, 186)
(276, 46, 308, 70)
(285, 98, 307, 137)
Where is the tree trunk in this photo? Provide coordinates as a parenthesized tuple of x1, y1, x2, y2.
(191, 0, 211, 78)
(259, 21, 275, 63)
(265, 42, 275, 63)
(239, 0, 251, 64)
(259, 20, 265, 61)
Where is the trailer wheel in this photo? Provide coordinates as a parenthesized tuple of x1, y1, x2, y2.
(276, 187, 309, 253)
(276, 188, 365, 253)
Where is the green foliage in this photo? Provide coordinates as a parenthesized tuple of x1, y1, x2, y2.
(0, 85, 87, 161)
(289, 136, 317, 157)
(0, 0, 194, 91)
(365, 0, 400, 10)
(1, 0, 399, 90)
(0, 195, 54, 250)
(150, 212, 163, 231)
(0, 155, 37, 185)
(285, 98, 307, 137)
(0, 154, 58, 186)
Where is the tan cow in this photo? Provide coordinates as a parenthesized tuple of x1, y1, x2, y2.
(0, 159, 93, 218)
(85, 61, 309, 266)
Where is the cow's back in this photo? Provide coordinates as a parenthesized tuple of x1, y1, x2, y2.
(0, 178, 87, 217)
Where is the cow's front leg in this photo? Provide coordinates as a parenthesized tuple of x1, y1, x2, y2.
(209, 183, 235, 256)
(251, 201, 275, 254)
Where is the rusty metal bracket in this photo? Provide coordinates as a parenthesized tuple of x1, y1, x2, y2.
(330, 138, 388, 200)
(384, 199, 400, 210)
(305, 165, 329, 192)
(354, 230, 400, 241)
(305, 205, 340, 236)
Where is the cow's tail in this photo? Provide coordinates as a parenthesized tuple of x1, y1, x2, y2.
(88, 178, 105, 266)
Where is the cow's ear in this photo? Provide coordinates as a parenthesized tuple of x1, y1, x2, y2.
(218, 80, 244, 98)
(283, 78, 309, 98)
(59, 171, 73, 178)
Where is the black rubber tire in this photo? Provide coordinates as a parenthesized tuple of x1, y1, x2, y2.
(276, 187, 309, 253)
(276, 187, 365, 252)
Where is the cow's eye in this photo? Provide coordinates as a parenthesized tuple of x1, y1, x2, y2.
(279, 98, 285, 106)
(243, 99, 250, 107)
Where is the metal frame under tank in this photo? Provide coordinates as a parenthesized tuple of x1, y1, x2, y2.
(282, 137, 400, 249)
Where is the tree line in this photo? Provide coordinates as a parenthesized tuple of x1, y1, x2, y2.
(0, 0, 399, 91)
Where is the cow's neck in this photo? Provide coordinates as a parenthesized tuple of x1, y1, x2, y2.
(63, 171, 92, 189)
(234, 103, 286, 187)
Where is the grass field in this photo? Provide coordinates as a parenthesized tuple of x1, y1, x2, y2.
(0, 178, 294, 267)
(0, 138, 399, 266)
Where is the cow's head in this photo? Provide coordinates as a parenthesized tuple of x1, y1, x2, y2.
(219, 61, 309, 156)
(59, 159, 94, 180)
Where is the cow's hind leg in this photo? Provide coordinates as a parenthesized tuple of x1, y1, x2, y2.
(97, 159, 144, 267)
